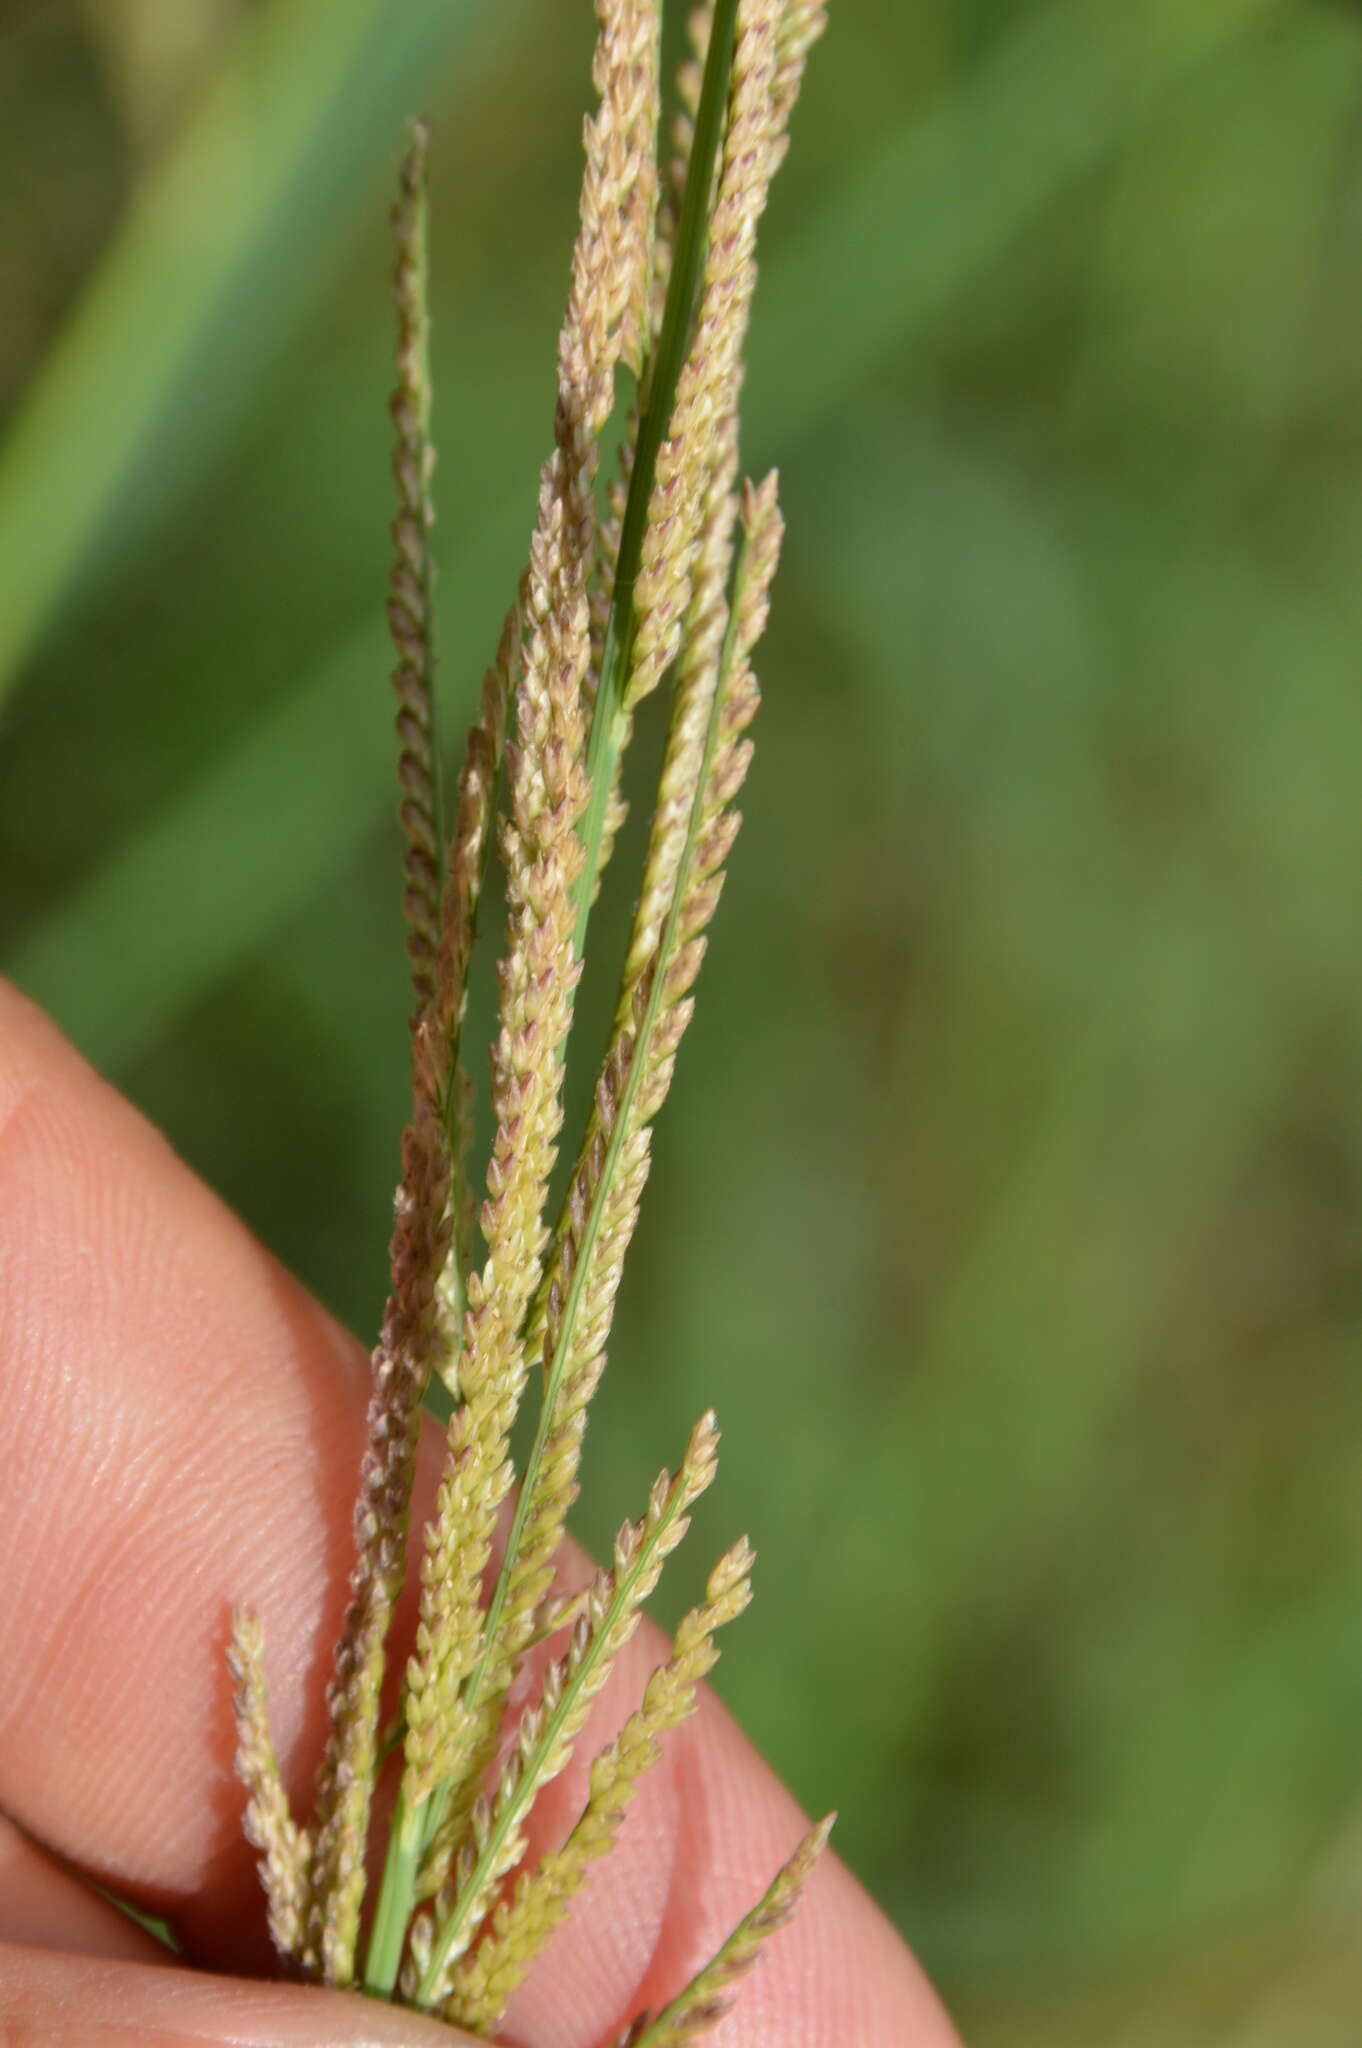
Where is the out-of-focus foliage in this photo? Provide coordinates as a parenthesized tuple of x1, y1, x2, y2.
(3, 1, 1362, 2038)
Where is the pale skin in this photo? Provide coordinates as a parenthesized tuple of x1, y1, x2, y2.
(0, 981, 960, 2047)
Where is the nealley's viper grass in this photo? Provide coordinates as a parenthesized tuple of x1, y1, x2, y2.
(227, 4, 830, 2036)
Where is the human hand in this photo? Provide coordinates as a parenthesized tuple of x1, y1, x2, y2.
(0, 983, 959, 2046)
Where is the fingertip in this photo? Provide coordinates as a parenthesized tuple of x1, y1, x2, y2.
(0, 990, 368, 1957)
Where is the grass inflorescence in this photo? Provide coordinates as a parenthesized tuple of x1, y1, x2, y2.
(228, 2, 829, 2036)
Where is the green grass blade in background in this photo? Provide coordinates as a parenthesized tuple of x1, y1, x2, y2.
(0, 0, 503, 713)
(3, 477, 525, 1070)
(6, 625, 388, 1071)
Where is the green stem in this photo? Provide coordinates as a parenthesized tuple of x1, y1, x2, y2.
(362, 1781, 426, 1995)
(570, 0, 741, 958)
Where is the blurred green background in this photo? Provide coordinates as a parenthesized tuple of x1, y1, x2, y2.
(5, 0, 1362, 2038)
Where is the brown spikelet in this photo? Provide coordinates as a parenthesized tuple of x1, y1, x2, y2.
(613, 2019, 655, 2048)
(227, 1609, 312, 1965)
(300, 117, 480, 1981)
(388, 118, 441, 1019)
(306, 1056, 451, 1983)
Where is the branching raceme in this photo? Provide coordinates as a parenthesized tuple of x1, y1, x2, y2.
(228, 2, 829, 2038)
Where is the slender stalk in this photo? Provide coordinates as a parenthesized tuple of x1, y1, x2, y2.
(570, 0, 740, 956)
(363, 1782, 425, 1994)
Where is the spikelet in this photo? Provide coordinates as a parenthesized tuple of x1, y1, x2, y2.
(468, 474, 784, 1755)
(587, 467, 638, 892)
(384, 112, 494, 1385)
(227, 1609, 312, 1964)
(772, 0, 828, 139)
(633, 0, 820, 748)
(442, 1538, 756, 2033)
(615, 1815, 835, 2047)
(619, 434, 742, 996)
(411, 1413, 722, 2007)
(402, 1351, 513, 1810)
(430, 580, 522, 1365)
(651, 3, 711, 335)
(572, 0, 738, 946)
(590, 0, 704, 728)
(301, 122, 462, 1984)
(388, 118, 442, 1019)
(619, 6, 663, 377)
(624, 0, 782, 718)
(402, 0, 660, 1871)
(306, 1060, 451, 1982)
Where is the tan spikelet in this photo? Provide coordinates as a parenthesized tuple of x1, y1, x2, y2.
(411, 1415, 722, 2007)
(227, 1608, 312, 1965)
(443, 1538, 755, 2032)
(619, 4, 662, 377)
(651, 3, 712, 337)
(403, 0, 659, 1890)
(623, 0, 782, 720)
(470, 472, 782, 1741)
(770, 0, 829, 166)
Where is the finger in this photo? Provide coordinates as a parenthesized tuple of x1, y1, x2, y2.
(0, 982, 391, 1970)
(0, 1813, 167, 1963)
(0, 983, 957, 2042)
(0, 1942, 478, 2045)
